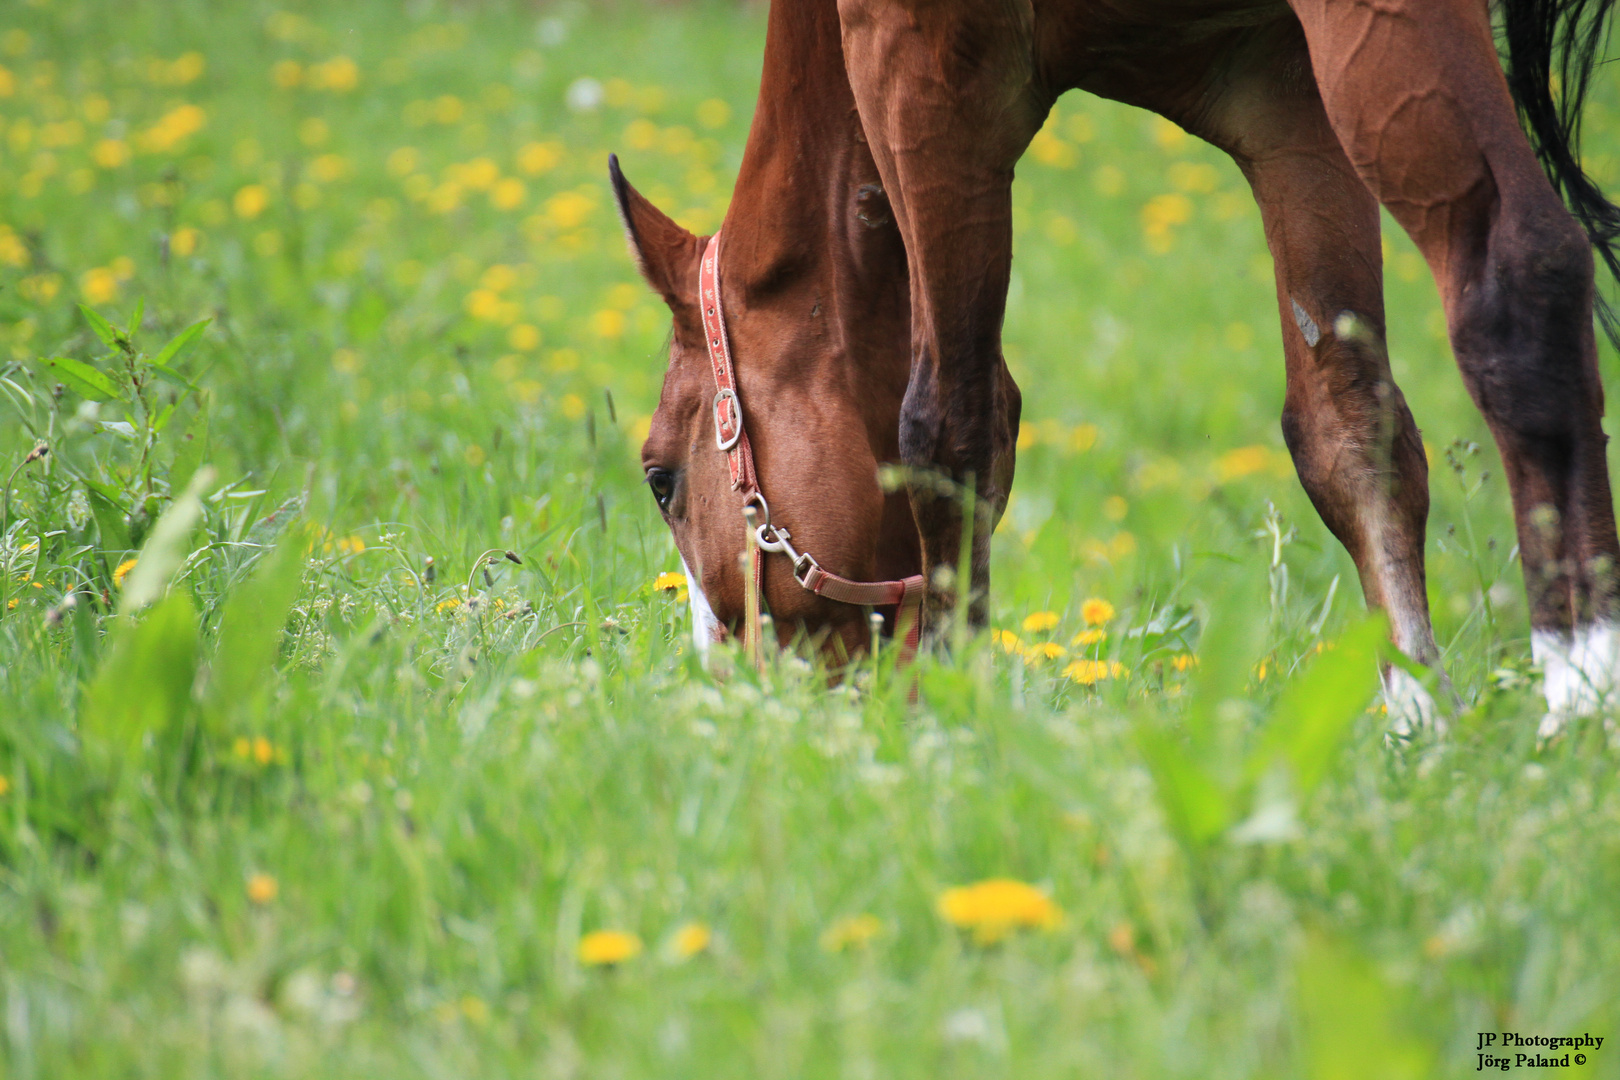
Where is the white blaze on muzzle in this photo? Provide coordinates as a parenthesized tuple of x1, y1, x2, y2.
(682, 555, 723, 653)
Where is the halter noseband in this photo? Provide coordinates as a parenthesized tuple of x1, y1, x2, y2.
(698, 232, 925, 658)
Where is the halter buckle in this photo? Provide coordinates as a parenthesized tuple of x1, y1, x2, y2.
(713, 388, 743, 451)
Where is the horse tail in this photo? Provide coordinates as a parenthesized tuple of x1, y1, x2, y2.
(1499, 0, 1620, 345)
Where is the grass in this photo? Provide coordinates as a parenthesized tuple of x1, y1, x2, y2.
(3, 1, 1620, 1076)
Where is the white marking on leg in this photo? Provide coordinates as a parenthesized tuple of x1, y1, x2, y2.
(682, 555, 722, 654)
(1533, 621, 1620, 736)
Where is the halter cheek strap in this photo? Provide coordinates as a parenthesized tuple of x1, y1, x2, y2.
(698, 231, 925, 661)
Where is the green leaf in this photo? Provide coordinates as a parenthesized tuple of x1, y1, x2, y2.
(128, 298, 145, 341)
(79, 304, 120, 348)
(81, 590, 199, 757)
(86, 486, 131, 551)
(1133, 720, 1234, 848)
(208, 531, 306, 717)
(1298, 932, 1434, 1080)
(1252, 612, 1387, 796)
(118, 465, 216, 615)
(151, 319, 210, 370)
(169, 400, 209, 497)
(42, 356, 123, 402)
(147, 363, 200, 394)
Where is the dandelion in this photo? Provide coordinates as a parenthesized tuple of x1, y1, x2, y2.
(490, 176, 526, 210)
(1021, 610, 1060, 633)
(507, 323, 541, 351)
(516, 141, 564, 175)
(171, 226, 201, 256)
(1024, 641, 1067, 666)
(590, 309, 626, 338)
(271, 59, 303, 89)
(989, 628, 1023, 655)
(820, 913, 883, 953)
(435, 598, 462, 614)
(1063, 658, 1125, 686)
(669, 922, 712, 960)
(1080, 598, 1115, 625)
(936, 879, 1062, 945)
(81, 267, 120, 304)
(1171, 653, 1198, 672)
(246, 873, 279, 905)
(0, 775, 9, 796)
(234, 184, 269, 219)
(1216, 445, 1271, 482)
(560, 393, 586, 420)
(92, 138, 130, 168)
(578, 929, 642, 966)
(653, 571, 687, 594)
(1071, 628, 1105, 647)
(112, 558, 138, 588)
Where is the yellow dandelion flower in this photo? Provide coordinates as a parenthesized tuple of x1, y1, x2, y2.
(112, 558, 138, 588)
(0, 775, 9, 797)
(271, 59, 303, 89)
(81, 266, 120, 305)
(1063, 659, 1112, 685)
(936, 879, 1062, 945)
(490, 176, 526, 210)
(507, 323, 541, 351)
(1216, 445, 1271, 482)
(435, 598, 462, 613)
(819, 913, 883, 953)
(653, 571, 687, 594)
(1080, 598, 1115, 625)
(253, 736, 274, 765)
(1021, 610, 1060, 633)
(1024, 641, 1067, 666)
(989, 628, 1023, 655)
(1071, 628, 1106, 646)
(246, 873, 278, 904)
(578, 929, 642, 966)
(233, 183, 269, 219)
(670, 921, 712, 960)
(92, 137, 130, 168)
(1171, 653, 1198, 672)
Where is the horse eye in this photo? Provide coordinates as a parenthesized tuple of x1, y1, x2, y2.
(646, 468, 676, 510)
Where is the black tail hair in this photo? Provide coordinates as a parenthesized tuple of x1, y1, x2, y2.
(1500, 0, 1620, 346)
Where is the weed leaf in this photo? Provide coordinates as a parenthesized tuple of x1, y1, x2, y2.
(42, 356, 122, 402)
(1253, 612, 1386, 796)
(118, 466, 216, 615)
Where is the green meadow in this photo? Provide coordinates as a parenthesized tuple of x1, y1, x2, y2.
(3, 1, 1620, 1075)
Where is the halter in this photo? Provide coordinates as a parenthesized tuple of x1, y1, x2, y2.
(698, 232, 925, 660)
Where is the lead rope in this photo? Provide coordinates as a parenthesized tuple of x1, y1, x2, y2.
(698, 232, 925, 664)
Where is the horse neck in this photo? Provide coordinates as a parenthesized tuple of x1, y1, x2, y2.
(721, 0, 908, 387)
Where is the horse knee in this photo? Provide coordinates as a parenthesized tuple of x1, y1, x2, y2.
(1452, 207, 1598, 444)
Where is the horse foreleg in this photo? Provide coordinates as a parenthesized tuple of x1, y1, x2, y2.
(838, 0, 1040, 639)
(1207, 60, 1446, 733)
(1290, 0, 1620, 730)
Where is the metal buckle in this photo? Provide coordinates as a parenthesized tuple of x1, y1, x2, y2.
(713, 388, 743, 451)
(790, 551, 821, 588)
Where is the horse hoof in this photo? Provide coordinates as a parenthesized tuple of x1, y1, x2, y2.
(1382, 666, 1445, 740)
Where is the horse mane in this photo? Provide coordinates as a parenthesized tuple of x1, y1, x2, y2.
(1499, 0, 1620, 345)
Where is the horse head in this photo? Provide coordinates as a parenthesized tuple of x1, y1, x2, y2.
(610, 149, 920, 662)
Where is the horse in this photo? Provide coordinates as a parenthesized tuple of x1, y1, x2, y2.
(612, 0, 1620, 729)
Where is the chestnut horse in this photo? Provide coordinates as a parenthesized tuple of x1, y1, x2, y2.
(614, 0, 1620, 728)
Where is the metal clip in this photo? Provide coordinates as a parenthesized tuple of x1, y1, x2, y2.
(713, 387, 743, 451)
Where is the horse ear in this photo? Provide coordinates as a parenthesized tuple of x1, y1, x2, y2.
(609, 154, 704, 312)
